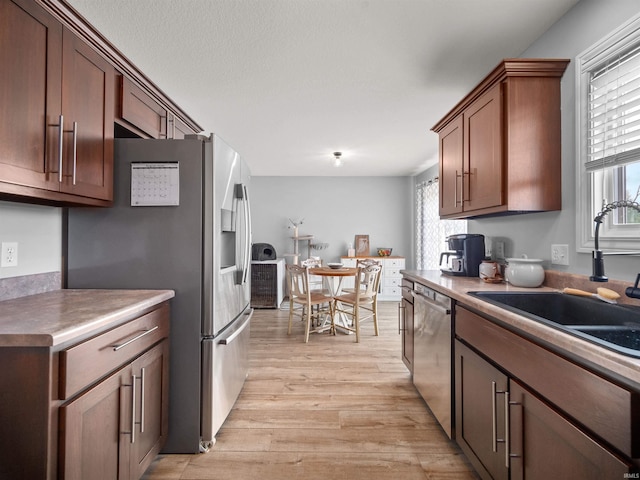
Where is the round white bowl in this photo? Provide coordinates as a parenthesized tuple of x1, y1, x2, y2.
(505, 257, 545, 287)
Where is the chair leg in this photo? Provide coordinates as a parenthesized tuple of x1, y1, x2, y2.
(329, 301, 336, 335)
(354, 305, 360, 343)
(304, 308, 312, 343)
(288, 299, 294, 335)
(372, 300, 379, 336)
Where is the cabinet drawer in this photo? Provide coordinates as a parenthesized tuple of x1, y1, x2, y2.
(385, 267, 402, 277)
(456, 306, 640, 459)
(60, 303, 170, 399)
(381, 286, 401, 297)
(384, 276, 402, 287)
(384, 258, 405, 268)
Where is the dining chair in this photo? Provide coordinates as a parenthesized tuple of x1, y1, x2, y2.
(332, 264, 382, 342)
(286, 264, 334, 342)
(342, 258, 381, 294)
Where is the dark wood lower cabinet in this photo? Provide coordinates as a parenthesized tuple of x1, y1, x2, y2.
(455, 305, 638, 480)
(60, 364, 126, 480)
(60, 340, 169, 480)
(0, 300, 170, 480)
(129, 341, 169, 480)
(509, 381, 631, 480)
(455, 340, 508, 480)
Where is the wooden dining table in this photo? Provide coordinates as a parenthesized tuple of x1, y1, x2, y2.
(309, 266, 357, 332)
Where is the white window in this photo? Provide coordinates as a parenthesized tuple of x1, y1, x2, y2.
(415, 179, 466, 269)
(577, 14, 640, 252)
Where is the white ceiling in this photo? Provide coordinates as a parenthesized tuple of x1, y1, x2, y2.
(66, 0, 579, 176)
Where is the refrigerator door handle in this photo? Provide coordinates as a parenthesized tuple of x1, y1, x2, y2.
(241, 184, 252, 285)
(219, 310, 252, 345)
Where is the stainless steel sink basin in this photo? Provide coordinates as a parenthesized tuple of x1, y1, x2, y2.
(468, 291, 640, 357)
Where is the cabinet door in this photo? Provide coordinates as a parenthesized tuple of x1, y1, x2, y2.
(60, 366, 132, 480)
(509, 381, 634, 480)
(464, 84, 503, 212)
(455, 340, 508, 480)
(120, 76, 168, 139)
(438, 115, 464, 216)
(401, 298, 413, 372)
(168, 113, 194, 139)
(0, 0, 62, 191)
(61, 27, 114, 201)
(129, 341, 170, 480)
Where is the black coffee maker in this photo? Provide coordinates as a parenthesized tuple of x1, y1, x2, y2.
(439, 234, 485, 277)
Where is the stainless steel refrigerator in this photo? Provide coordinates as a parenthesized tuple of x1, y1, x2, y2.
(66, 134, 253, 453)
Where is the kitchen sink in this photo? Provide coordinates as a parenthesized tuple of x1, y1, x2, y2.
(468, 291, 640, 357)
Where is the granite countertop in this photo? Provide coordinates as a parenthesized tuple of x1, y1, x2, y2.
(0, 289, 175, 347)
(401, 270, 640, 390)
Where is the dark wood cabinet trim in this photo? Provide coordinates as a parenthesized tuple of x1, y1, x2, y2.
(432, 58, 569, 133)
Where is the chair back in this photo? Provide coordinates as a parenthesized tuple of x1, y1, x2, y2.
(354, 264, 381, 299)
(356, 258, 381, 268)
(301, 257, 322, 268)
(287, 264, 311, 299)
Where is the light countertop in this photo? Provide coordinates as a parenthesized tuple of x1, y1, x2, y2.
(401, 270, 640, 390)
(0, 289, 175, 347)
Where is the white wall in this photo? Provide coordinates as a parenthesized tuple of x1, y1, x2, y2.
(251, 176, 413, 266)
(0, 201, 62, 279)
(465, 0, 640, 282)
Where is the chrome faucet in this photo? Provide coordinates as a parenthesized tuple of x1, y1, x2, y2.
(590, 200, 640, 282)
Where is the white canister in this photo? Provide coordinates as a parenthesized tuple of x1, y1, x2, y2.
(505, 257, 545, 287)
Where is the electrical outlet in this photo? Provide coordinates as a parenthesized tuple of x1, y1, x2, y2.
(1, 242, 18, 267)
(551, 244, 569, 266)
(494, 241, 505, 260)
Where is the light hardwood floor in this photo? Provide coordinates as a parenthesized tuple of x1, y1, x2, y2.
(142, 302, 478, 480)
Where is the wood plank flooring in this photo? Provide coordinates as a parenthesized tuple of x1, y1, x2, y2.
(141, 302, 478, 480)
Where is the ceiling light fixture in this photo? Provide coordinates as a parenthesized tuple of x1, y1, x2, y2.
(333, 151, 343, 167)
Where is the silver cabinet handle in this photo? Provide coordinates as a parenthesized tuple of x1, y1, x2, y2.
(492, 381, 498, 452)
(463, 169, 474, 203)
(454, 169, 460, 207)
(504, 391, 510, 467)
(58, 115, 64, 183)
(506, 392, 522, 468)
(139, 367, 145, 434)
(130, 373, 136, 444)
(72, 121, 78, 185)
(492, 381, 507, 453)
(112, 326, 159, 351)
(398, 303, 405, 334)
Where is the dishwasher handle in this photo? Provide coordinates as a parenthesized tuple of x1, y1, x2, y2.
(411, 290, 451, 315)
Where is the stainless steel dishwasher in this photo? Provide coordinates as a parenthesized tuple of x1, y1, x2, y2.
(412, 282, 454, 439)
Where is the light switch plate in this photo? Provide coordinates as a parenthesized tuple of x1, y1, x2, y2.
(1, 242, 18, 267)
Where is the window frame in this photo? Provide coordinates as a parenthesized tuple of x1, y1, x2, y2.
(576, 13, 640, 253)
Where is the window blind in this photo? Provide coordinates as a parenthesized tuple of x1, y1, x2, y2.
(586, 42, 640, 171)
